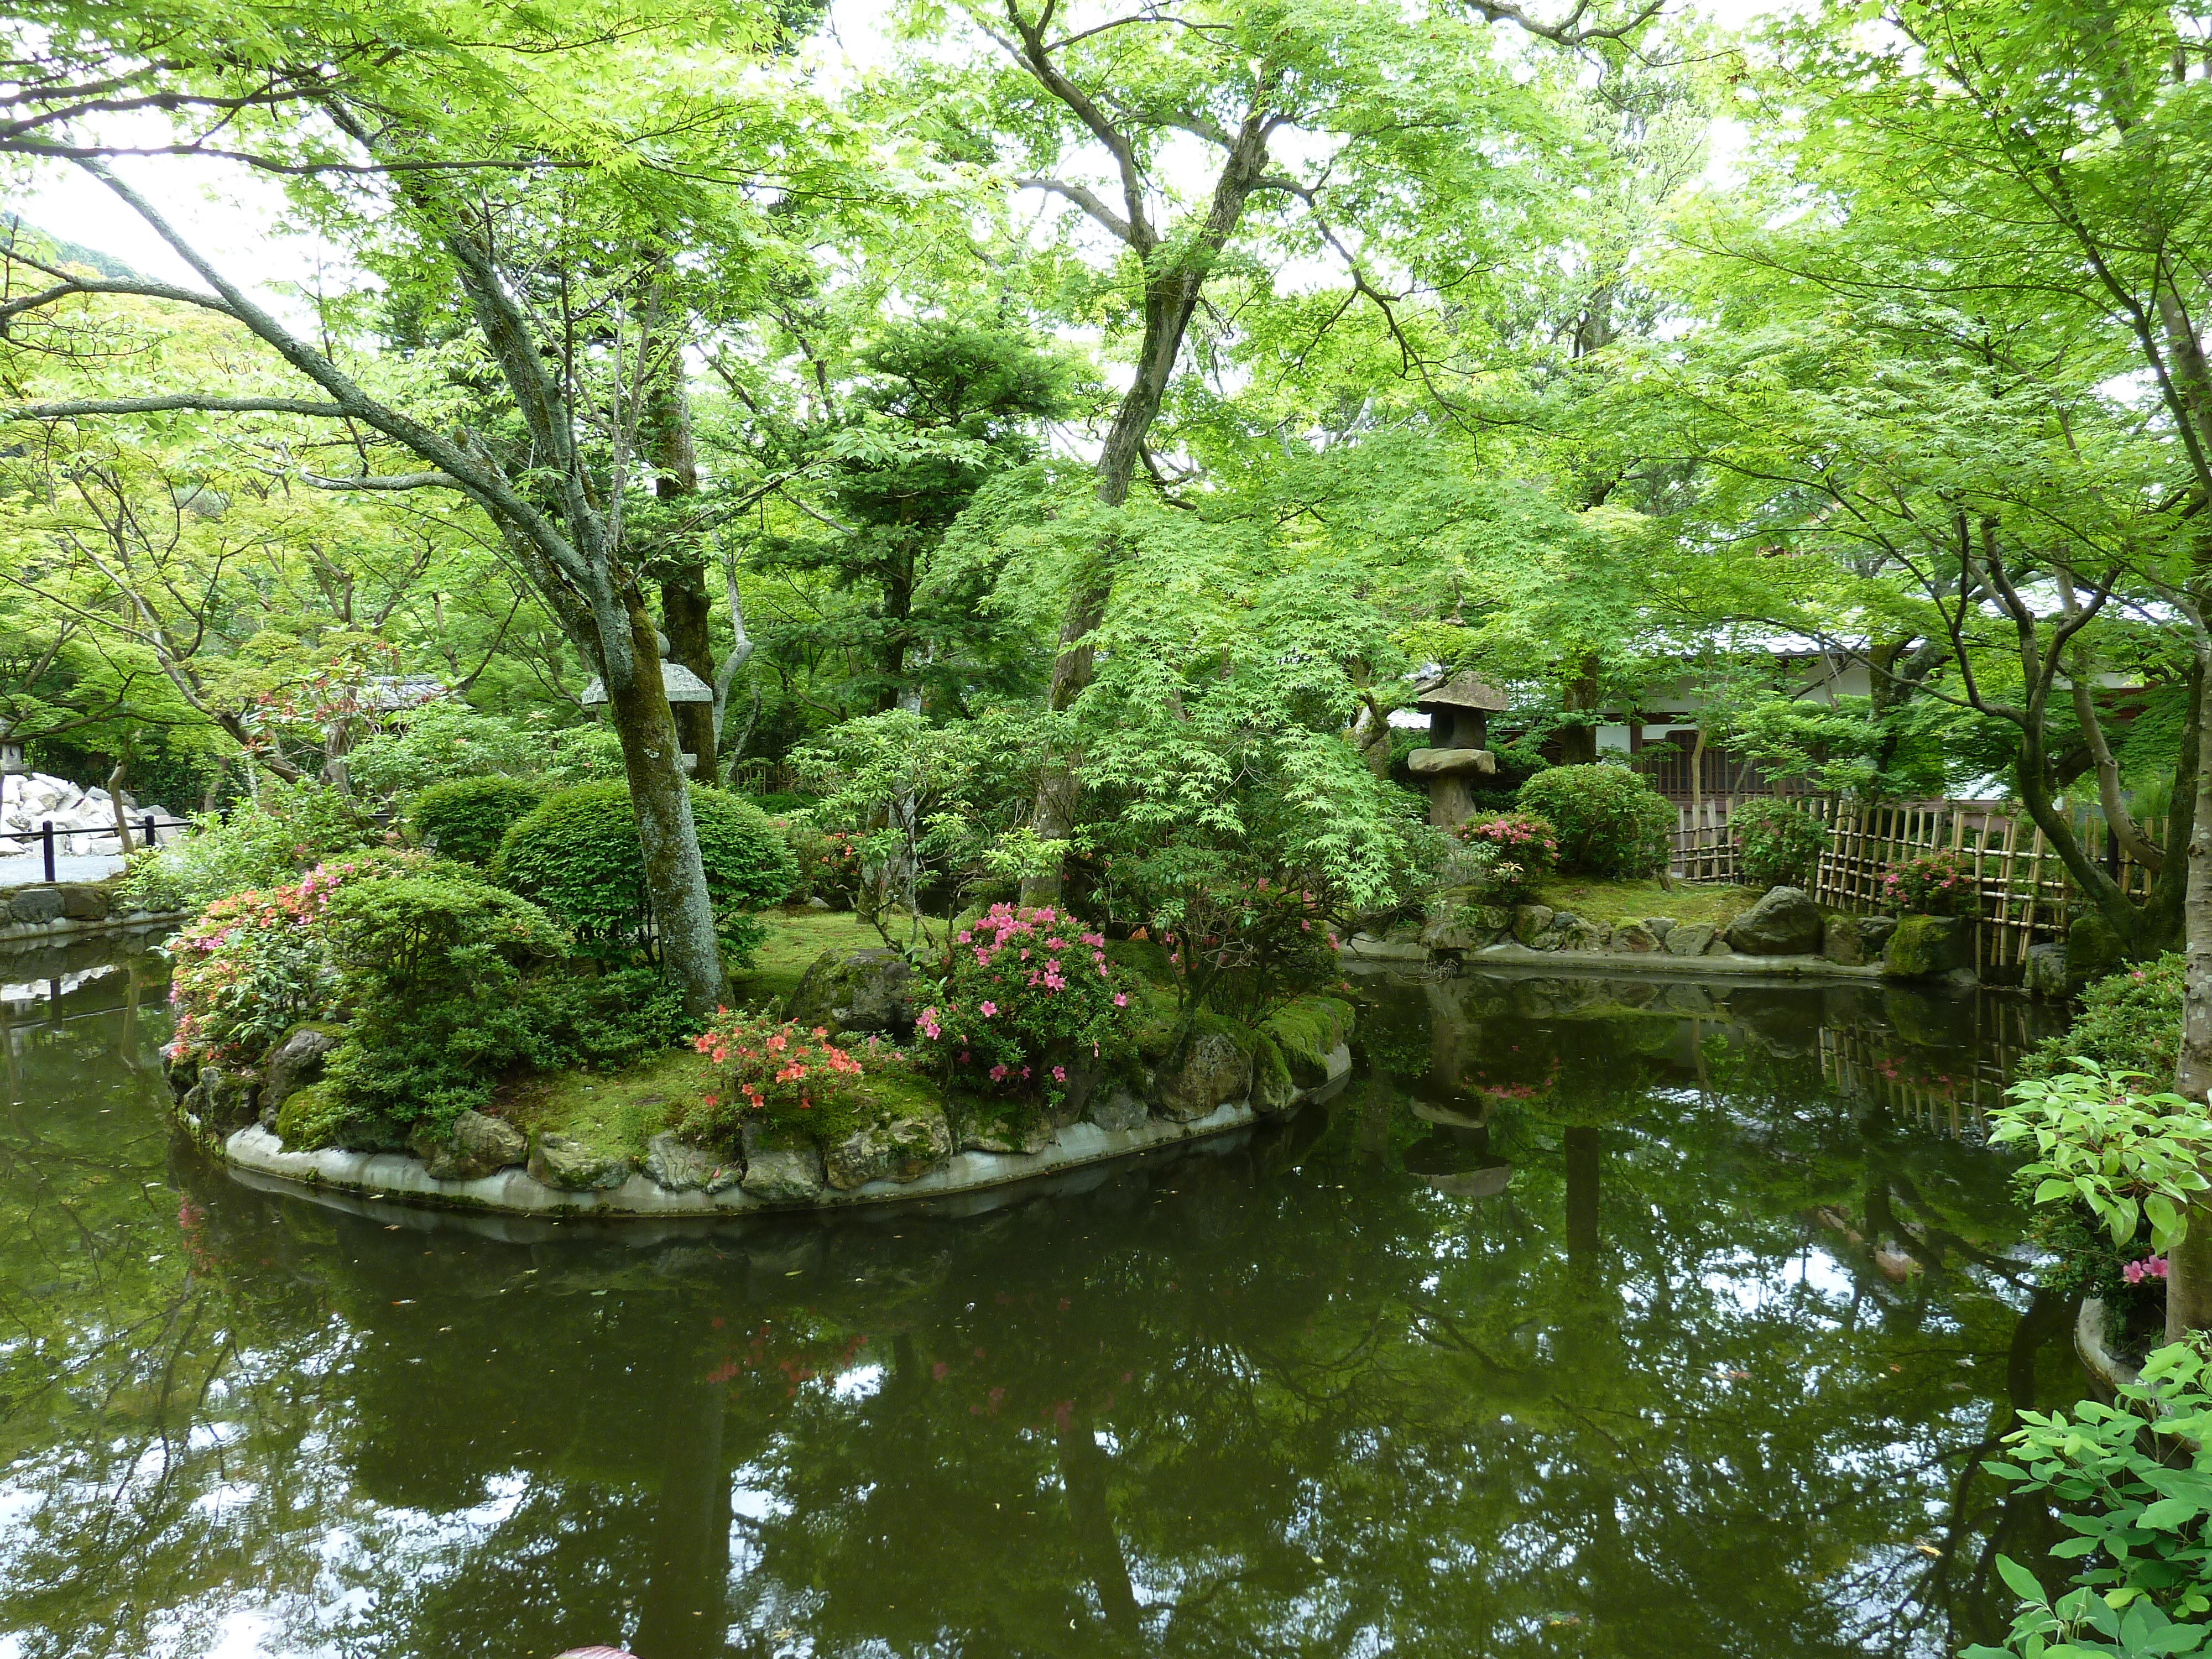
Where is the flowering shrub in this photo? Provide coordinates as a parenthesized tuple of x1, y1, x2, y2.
(1884, 849, 1979, 916)
(1457, 812, 1559, 873)
(1434, 838, 1536, 906)
(1147, 878, 1340, 1024)
(917, 904, 1132, 1108)
(165, 852, 425, 1067)
(684, 1010, 868, 1141)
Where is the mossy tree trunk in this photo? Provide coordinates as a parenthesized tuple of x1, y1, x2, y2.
(601, 596, 727, 1017)
(2172, 634, 2212, 1339)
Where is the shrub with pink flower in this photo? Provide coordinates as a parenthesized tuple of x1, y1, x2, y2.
(1455, 812, 1559, 873)
(165, 850, 427, 1068)
(683, 1010, 869, 1142)
(916, 904, 1133, 1107)
(1884, 849, 1980, 917)
(2124, 1255, 2171, 1285)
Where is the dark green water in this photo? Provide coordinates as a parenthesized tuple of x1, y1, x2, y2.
(0, 943, 2089, 1658)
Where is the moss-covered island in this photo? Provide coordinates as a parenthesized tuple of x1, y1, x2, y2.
(167, 886, 1358, 1217)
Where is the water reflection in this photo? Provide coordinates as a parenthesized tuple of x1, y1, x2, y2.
(0, 951, 2086, 1657)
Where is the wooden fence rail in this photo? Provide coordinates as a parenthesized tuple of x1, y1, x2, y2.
(1670, 795, 2152, 975)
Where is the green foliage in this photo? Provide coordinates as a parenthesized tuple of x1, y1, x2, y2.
(1991, 1062, 2212, 1254)
(312, 869, 568, 1132)
(345, 702, 625, 800)
(1730, 797, 1827, 891)
(119, 781, 381, 914)
(2025, 956, 2187, 1088)
(407, 774, 548, 865)
(1516, 765, 1674, 878)
(1968, 1342, 2212, 1658)
(494, 780, 795, 964)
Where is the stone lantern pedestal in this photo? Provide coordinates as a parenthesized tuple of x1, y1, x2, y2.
(1407, 671, 1507, 828)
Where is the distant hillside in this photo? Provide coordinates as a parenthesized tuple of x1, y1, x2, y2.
(2, 215, 139, 281)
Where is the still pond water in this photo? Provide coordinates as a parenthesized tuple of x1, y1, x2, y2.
(1, 941, 2093, 1658)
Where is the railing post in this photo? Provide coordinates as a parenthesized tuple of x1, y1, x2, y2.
(40, 819, 55, 883)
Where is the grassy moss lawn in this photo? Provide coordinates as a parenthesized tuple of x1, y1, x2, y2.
(729, 906, 890, 1006)
(1530, 876, 1764, 932)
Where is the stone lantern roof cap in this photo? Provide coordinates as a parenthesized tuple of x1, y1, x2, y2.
(1412, 670, 1508, 713)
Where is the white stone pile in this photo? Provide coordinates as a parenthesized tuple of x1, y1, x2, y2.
(0, 771, 181, 859)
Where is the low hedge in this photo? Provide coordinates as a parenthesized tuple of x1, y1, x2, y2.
(408, 775, 549, 866)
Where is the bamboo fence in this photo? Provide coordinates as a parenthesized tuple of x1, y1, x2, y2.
(1671, 795, 2155, 975)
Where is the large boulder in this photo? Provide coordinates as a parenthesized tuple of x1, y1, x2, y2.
(8, 887, 62, 925)
(2023, 941, 2070, 1001)
(184, 1062, 260, 1135)
(1857, 914, 1898, 958)
(412, 1110, 529, 1181)
(823, 1104, 953, 1190)
(783, 946, 917, 1038)
(642, 1131, 742, 1193)
(1725, 886, 1823, 956)
(527, 1133, 629, 1192)
(1250, 1032, 1298, 1115)
(1151, 1019, 1255, 1123)
(1547, 912, 1608, 952)
(1265, 997, 1357, 1088)
(740, 1123, 825, 1202)
(260, 1024, 342, 1123)
(1419, 902, 1511, 951)
(1821, 912, 1870, 966)
(54, 884, 109, 921)
(1664, 921, 1717, 957)
(2065, 912, 2126, 997)
(1883, 914, 1969, 980)
(1609, 920, 1661, 953)
(1511, 904, 1554, 946)
(1086, 1086, 1149, 1134)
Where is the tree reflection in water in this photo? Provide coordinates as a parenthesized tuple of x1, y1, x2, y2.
(0, 954, 2087, 1657)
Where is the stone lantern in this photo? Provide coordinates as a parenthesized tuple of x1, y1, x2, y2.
(580, 634, 716, 775)
(1408, 670, 1506, 827)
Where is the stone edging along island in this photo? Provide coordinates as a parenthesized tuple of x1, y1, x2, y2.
(181, 1043, 1356, 1221)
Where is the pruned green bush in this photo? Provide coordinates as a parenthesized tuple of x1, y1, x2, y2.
(407, 774, 548, 865)
(1515, 764, 1674, 878)
(1730, 797, 1827, 891)
(493, 780, 797, 966)
(2022, 953, 2183, 1084)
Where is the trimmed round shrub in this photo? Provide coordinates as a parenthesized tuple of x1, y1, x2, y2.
(493, 780, 797, 963)
(1516, 764, 1675, 878)
(1731, 797, 1827, 891)
(408, 774, 549, 865)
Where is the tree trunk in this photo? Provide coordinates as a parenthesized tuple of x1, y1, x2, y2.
(105, 757, 135, 855)
(2169, 638, 2212, 1338)
(645, 333, 721, 787)
(1557, 660, 1600, 765)
(600, 594, 727, 1016)
(662, 565, 718, 784)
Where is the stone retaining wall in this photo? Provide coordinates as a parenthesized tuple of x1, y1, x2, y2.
(0, 881, 181, 948)
(182, 1046, 1355, 1219)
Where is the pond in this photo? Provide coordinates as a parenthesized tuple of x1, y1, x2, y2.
(1, 942, 2089, 1658)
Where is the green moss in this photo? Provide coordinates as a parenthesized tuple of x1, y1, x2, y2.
(505, 1046, 713, 1162)
(1264, 995, 1354, 1069)
(272, 1080, 357, 1151)
(731, 909, 901, 1008)
(1251, 1030, 1293, 1105)
(1531, 876, 1761, 931)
